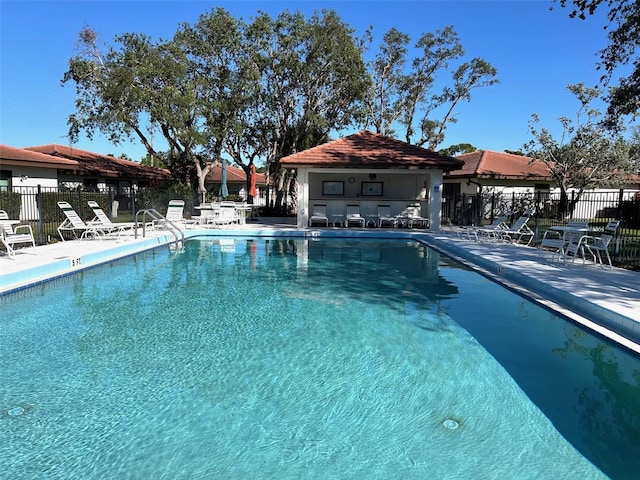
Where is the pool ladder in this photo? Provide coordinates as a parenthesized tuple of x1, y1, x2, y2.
(135, 209, 185, 251)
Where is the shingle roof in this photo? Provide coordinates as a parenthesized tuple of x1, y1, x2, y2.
(450, 150, 551, 180)
(280, 130, 464, 171)
(1, 144, 79, 168)
(24, 144, 170, 181)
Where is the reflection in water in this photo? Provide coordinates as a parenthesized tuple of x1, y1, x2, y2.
(3, 238, 638, 478)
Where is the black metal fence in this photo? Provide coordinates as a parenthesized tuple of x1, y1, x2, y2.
(441, 189, 640, 270)
(0, 185, 200, 244)
(2, 186, 640, 269)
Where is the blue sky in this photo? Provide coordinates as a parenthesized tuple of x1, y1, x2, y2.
(0, 0, 614, 163)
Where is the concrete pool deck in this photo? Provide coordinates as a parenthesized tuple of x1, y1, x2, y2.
(2, 218, 639, 354)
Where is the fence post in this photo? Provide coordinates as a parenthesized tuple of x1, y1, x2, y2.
(108, 186, 114, 220)
(37, 185, 44, 244)
(490, 193, 496, 223)
(76, 185, 83, 218)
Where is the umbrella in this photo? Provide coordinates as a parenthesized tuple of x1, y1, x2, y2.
(219, 160, 229, 199)
(249, 163, 257, 199)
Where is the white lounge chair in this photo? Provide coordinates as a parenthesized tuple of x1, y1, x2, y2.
(459, 216, 507, 241)
(87, 201, 136, 236)
(377, 205, 397, 228)
(156, 199, 197, 229)
(482, 209, 534, 245)
(57, 202, 106, 241)
(0, 210, 36, 257)
(345, 204, 365, 228)
(309, 204, 329, 227)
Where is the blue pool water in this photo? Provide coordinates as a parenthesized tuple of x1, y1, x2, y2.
(1, 238, 638, 479)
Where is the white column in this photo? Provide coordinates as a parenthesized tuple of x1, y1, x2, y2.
(430, 171, 443, 231)
(297, 168, 309, 228)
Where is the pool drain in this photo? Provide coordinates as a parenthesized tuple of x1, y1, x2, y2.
(7, 406, 25, 416)
(443, 419, 459, 429)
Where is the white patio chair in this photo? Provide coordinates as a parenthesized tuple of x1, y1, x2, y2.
(565, 221, 620, 268)
(309, 204, 329, 227)
(484, 209, 534, 245)
(0, 210, 36, 257)
(345, 204, 365, 228)
(213, 201, 240, 226)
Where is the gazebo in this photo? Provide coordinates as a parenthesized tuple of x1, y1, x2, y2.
(280, 130, 464, 230)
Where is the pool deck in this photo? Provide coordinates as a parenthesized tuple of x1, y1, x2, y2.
(2, 218, 639, 354)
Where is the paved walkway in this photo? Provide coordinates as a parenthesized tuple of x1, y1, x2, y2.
(2, 219, 639, 353)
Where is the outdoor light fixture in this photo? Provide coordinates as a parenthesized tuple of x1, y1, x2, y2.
(369, 173, 377, 180)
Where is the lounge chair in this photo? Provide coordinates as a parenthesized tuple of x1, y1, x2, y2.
(377, 205, 397, 228)
(57, 202, 106, 241)
(345, 204, 365, 228)
(0, 210, 36, 257)
(480, 209, 534, 245)
(87, 201, 136, 236)
(458, 215, 507, 241)
(565, 221, 620, 268)
(155, 200, 197, 229)
(309, 204, 329, 227)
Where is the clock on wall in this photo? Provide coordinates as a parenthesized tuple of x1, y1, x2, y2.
(348, 177, 355, 184)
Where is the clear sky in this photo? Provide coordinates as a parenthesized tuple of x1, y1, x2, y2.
(0, 0, 614, 163)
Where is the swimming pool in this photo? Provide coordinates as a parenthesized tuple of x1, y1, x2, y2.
(1, 237, 637, 479)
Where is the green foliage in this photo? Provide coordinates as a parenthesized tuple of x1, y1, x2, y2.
(0, 191, 22, 218)
(525, 83, 638, 217)
(362, 25, 498, 149)
(439, 143, 477, 156)
(556, 0, 640, 126)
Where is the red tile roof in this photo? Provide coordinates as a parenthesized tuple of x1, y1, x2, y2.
(450, 150, 551, 180)
(205, 163, 267, 185)
(1, 144, 79, 168)
(24, 144, 170, 181)
(280, 130, 464, 171)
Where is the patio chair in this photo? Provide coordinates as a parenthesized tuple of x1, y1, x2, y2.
(57, 202, 106, 241)
(377, 205, 397, 228)
(565, 221, 620, 268)
(309, 204, 329, 227)
(405, 204, 430, 229)
(87, 201, 136, 236)
(539, 220, 590, 260)
(194, 203, 220, 227)
(345, 204, 365, 228)
(0, 210, 36, 257)
(213, 201, 240, 226)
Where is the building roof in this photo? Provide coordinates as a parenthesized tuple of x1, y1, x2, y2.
(24, 144, 170, 181)
(1, 144, 79, 169)
(450, 150, 551, 180)
(205, 163, 267, 185)
(280, 130, 464, 171)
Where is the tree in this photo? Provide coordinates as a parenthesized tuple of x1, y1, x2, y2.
(556, 0, 640, 126)
(524, 83, 637, 218)
(362, 26, 498, 150)
(63, 9, 368, 210)
(236, 9, 369, 212)
(63, 9, 250, 203)
(438, 143, 476, 156)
